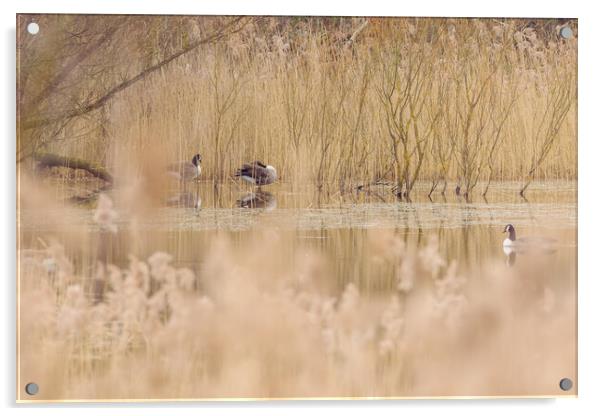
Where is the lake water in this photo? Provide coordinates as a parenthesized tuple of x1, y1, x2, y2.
(19, 180, 576, 292)
(18, 179, 578, 397)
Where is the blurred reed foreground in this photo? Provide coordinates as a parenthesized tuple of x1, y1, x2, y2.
(17, 16, 576, 198)
(17, 15, 577, 400)
(19, 199, 575, 399)
(18, 178, 577, 399)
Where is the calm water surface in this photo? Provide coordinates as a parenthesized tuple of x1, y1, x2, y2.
(19, 180, 577, 293)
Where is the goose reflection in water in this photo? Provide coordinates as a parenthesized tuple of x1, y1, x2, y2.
(505, 251, 517, 267)
(166, 192, 202, 209)
(237, 191, 276, 210)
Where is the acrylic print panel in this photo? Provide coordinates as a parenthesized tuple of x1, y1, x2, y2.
(16, 14, 577, 401)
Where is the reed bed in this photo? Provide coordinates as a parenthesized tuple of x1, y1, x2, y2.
(18, 193, 576, 400)
(20, 16, 577, 198)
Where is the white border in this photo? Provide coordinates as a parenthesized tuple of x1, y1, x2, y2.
(7, 0, 583, 18)
(3, 1, 601, 415)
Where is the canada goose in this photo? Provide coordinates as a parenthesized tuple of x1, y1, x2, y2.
(502, 224, 557, 256)
(235, 161, 277, 187)
(167, 154, 202, 181)
(236, 191, 276, 210)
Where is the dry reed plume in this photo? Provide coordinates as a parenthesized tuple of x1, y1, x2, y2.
(18, 195, 575, 400)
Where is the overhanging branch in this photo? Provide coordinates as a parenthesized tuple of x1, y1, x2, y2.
(22, 16, 252, 131)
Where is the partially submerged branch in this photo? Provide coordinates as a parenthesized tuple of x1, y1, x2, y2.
(35, 152, 113, 184)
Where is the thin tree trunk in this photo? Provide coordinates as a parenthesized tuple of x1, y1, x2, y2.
(482, 171, 493, 198)
(428, 179, 438, 199)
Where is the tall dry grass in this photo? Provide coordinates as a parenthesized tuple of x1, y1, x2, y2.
(37, 17, 576, 197)
(18, 194, 576, 400)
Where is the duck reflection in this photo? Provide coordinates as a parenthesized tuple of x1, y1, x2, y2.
(237, 191, 276, 210)
(166, 192, 202, 209)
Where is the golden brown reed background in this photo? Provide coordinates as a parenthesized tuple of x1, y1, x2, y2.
(18, 16, 576, 198)
(17, 15, 577, 400)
